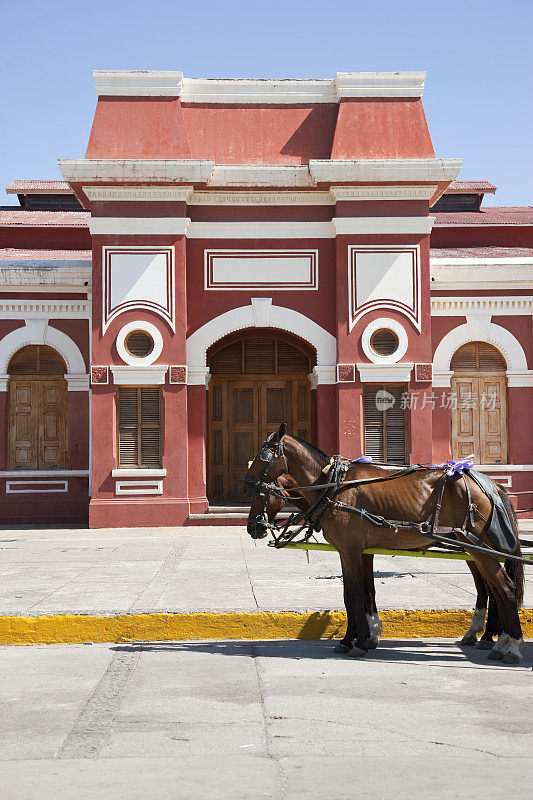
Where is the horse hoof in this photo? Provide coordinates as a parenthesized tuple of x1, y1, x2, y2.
(476, 638, 494, 650)
(502, 650, 522, 664)
(333, 642, 351, 654)
(460, 634, 477, 646)
(365, 637, 379, 650)
(487, 647, 505, 660)
(348, 646, 368, 658)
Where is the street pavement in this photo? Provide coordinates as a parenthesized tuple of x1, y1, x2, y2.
(0, 524, 532, 616)
(0, 638, 532, 799)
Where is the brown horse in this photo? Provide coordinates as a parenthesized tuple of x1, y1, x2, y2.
(244, 425, 525, 663)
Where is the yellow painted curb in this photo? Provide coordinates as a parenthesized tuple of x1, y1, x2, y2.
(0, 609, 531, 645)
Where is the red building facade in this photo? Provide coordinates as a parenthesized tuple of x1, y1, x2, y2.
(1, 70, 531, 526)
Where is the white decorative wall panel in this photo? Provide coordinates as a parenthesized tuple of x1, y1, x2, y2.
(115, 480, 163, 496)
(103, 246, 174, 331)
(348, 245, 420, 331)
(204, 249, 318, 290)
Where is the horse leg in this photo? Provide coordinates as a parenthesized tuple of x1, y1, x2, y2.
(471, 555, 523, 663)
(461, 562, 488, 645)
(363, 554, 382, 649)
(333, 552, 358, 653)
(344, 550, 370, 658)
(476, 590, 499, 650)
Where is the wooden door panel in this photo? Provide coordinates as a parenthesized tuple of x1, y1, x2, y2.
(229, 380, 260, 503)
(451, 376, 479, 460)
(208, 380, 228, 501)
(480, 375, 507, 463)
(8, 380, 38, 469)
(39, 380, 67, 468)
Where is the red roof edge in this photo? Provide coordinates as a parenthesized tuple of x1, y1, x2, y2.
(445, 180, 497, 195)
(6, 180, 73, 195)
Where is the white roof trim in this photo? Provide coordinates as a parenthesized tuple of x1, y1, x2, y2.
(330, 185, 438, 201)
(430, 259, 533, 291)
(208, 165, 315, 188)
(189, 191, 334, 205)
(310, 159, 463, 184)
(431, 297, 533, 316)
(94, 70, 183, 97)
(59, 159, 215, 184)
(187, 221, 333, 239)
(88, 217, 190, 236)
(92, 71, 426, 101)
(334, 217, 434, 235)
(83, 186, 194, 202)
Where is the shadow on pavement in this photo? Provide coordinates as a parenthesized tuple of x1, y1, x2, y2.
(111, 638, 532, 668)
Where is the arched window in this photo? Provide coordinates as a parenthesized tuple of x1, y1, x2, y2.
(450, 341, 507, 464)
(7, 345, 67, 470)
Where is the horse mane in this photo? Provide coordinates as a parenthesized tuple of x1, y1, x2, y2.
(289, 435, 329, 467)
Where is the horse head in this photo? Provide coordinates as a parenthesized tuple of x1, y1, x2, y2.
(243, 423, 290, 538)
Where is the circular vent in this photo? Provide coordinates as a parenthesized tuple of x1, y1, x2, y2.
(125, 330, 154, 359)
(370, 329, 399, 356)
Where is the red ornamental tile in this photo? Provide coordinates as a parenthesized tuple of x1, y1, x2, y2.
(415, 363, 432, 382)
(91, 366, 109, 385)
(170, 366, 187, 384)
(337, 364, 355, 383)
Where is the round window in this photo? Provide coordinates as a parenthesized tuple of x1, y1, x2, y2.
(370, 328, 399, 357)
(125, 330, 155, 359)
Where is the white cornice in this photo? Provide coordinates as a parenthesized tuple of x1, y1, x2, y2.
(430, 258, 533, 290)
(0, 266, 91, 291)
(0, 300, 90, 318)
(309, 159, 463, 184)
(112, 468, 167, 477)
(83, 186, 194, 202)
(59, 159, 215, 184)
(189, 190, 333, 205)
(94, 70, 183, 97)
(65, 374, 90, 391)
(334, 71, 425, 99)
(91, 71, 426, 102)
(110, 365, 168, 385)
(333, 216, 434, 235)
(187, 221, 333, 239)
(357, 363, 414, 383)
(431, 297, 533, 316)
(330, 185, 438, 201)
(208, 165, 315, 188)
(88, 217, 191, 235)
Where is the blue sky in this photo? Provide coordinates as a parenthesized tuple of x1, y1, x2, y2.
(1, 0, 531, 206)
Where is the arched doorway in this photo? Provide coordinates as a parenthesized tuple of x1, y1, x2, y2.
(450, 341, 507, 463)
(207, 331, 314, 502)
(7, 345, 68, 469)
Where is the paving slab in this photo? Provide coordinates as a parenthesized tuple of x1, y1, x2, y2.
(0, 640, 531, 799)
(0, 525, 531, 617)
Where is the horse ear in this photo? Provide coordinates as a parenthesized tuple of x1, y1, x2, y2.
(278, 422, 287, 439)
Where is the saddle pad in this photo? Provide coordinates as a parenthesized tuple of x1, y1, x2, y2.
(467, 469, 516, 555)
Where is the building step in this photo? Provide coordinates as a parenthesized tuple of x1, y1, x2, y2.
(186, 505, 297, 526)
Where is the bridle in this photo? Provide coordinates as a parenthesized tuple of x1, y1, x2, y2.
(242, 433, 288, 501)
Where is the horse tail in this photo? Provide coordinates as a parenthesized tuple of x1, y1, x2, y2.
(497, 485, 524, 608)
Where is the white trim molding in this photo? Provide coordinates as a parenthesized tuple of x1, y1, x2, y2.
(0, 320, 87, 374)
(89, 218, 190, 236)
(83, 186, 194, 202)
(116, 321, 164, 367)
(431, 296, 533, 316)
(112, 468, 166, 477)
(0, 470, 89, 477)
(348, 244, 421, 331)
(189, 190, 333, 205)
(357, 363, 414, 383)
(333, 217, 434, 236)
(92, 71, 426, 102)
(433, 321, 530, 387)
(110, 365, 168, 385)
(65, 374, 90, 391)
(309, 158, 463, 184)
(330, 185, 438, 201)
(207, 165, 315, 188)
(188, 221, 332, 239)
(115, 480, 163, 496)
(430, 258, 533, 291)
(6, 480, 68, 494)
(59, 159, 214, 184)
(94, 70, 183, 96)
(186, 299, 336, 386)
(361, 318, 409, 364)
(204, 249, 318, 291)
(0, 300, 90, 319)
(0, 264, 91, 293)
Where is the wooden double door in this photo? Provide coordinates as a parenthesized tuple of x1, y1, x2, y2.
(451, 373, 507, 463)
(208, 376, 311, 503)
(8, 377, 67, 469)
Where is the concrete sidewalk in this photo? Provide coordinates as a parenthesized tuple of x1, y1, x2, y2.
(1, 639, 532, 799)
(0, 525, 531, 644)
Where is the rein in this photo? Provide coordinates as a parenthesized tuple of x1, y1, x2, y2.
(247, 444, 532, 566)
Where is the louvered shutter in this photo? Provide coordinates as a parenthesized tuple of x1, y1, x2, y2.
(8, 345, 66, 375)
(451, 342, 506, 372)
(117, 388, 161, 467)
(277, 341, 310, 374)
(364, 385, 407, 465)
(210, 341, 243, 374)
(243, 339, 276, 374)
